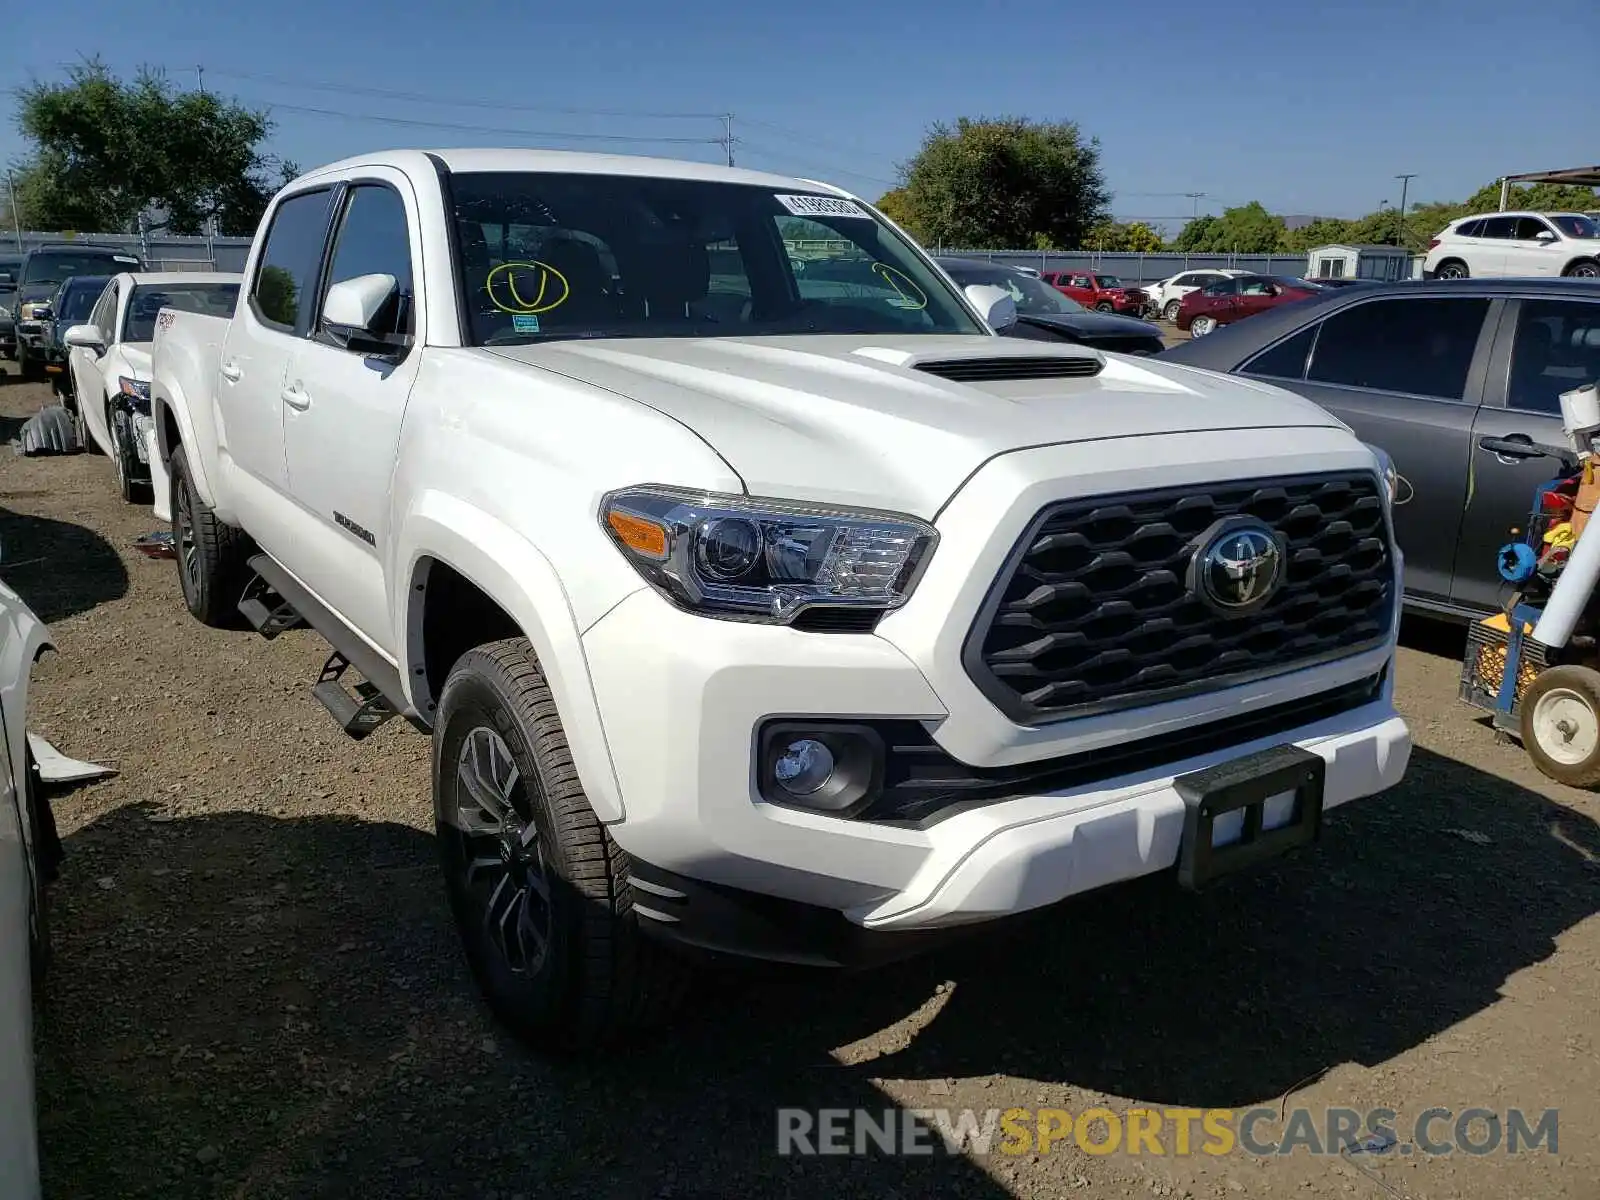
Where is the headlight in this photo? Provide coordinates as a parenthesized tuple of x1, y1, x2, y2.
(600, 485, 937, 624)
(119, 377, 152, 411)
(1365, 443, 1397, 505)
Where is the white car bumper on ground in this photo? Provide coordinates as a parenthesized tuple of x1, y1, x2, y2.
(582, 427, 1412, 963)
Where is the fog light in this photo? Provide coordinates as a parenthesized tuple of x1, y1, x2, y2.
(758, 722, 886, 816)
(773, 738, 835, 795)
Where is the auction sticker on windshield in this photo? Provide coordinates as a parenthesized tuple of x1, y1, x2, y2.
(776, 194, 870, 219)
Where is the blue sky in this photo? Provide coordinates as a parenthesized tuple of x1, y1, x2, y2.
(1, 0, 1592, 234)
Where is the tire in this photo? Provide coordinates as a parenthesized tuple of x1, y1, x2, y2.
(71, 403, 94, 455)
(17, 344, 43, 382)
(1562, 259, 1600, 279)
(169, 445, 251, 628)
(1190, 315, 1218, 337)
(1162, 299, 1181, 322)
(433, 639, 687, 1052)
(1521, 665, 1600, 788)
(1435, 259, 1469, 280)
(110, 405, 153, 505)
(1094, 301, 1114, 313)
(24, 744, 59, 988)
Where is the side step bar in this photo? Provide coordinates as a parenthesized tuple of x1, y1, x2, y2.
(238, 573, 310, 640)
(241, 554, 424, 739)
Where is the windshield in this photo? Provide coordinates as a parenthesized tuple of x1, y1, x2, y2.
(57, 279, 109, 321)
(945, 265, 1087, 315)
(122, 283, 240, 343)
(23, 251, 140, 288)
(1551, 214, 1599, 239)
(449, 172, 984, 345)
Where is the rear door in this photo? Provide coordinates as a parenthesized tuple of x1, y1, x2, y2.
(1473, 216, 1518, 277)
(1459, 295, 1600, 610)
(1241, 294, 1495, 605)
(217, 188, 336, 516)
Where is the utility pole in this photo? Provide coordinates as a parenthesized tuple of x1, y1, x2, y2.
(1183, 192, 1207, 220)
(4, 170, 22, 252)
(722, 114, 735, 167)
(1394, 174, 1416, 247)
(196, 65, 205, 93)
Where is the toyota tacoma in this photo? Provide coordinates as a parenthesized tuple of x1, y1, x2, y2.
(148, 149, 1411, 1049)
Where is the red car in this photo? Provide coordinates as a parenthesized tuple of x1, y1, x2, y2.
(1175, 273, 1328, 337)
(1040, 270, 1148, 315)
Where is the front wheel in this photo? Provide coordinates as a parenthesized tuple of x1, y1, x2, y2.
(433, 639, 686, 1052)
(1189, 315, 1218, 337)
(1563, 259, 1600, 279)
(1162, 299, 1181, 322)
(1094, 301, 1115, 313)
(169, 445, 251, 628)
(1521, 665, 1600, 788)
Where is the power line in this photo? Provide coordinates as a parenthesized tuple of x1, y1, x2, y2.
(733, 137, 897, 190)
(246, 98, 727, 146)
(202, 67, 728, 121)
(736, 117, 902, 165)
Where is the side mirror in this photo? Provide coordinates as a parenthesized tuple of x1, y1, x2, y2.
(322, 273, 407, 354)
(964, 283, 1018, 331)
(1536, 229, 1558, 243)
(63, 324, 104, 354)
(324, 273, 398, 332)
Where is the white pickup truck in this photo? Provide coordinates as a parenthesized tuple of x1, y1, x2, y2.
(149, 148, 1411, 1049)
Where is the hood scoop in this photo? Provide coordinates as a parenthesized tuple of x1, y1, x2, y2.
(913, 354, 1104, 383)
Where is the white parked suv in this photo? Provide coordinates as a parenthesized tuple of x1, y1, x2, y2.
(61, 273, 242, 503)
(1424, 211, 1600, 279)
(148, 148, 1412, 1050)
(1145, 269, 1248, 322)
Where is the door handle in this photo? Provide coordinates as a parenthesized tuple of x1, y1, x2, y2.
(219, 360, 242, 383)
(1477, 434, 1545, 461)
(281, 385, 311, 411)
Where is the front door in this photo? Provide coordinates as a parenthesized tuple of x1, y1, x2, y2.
(1503, 217, 1560, 278)
(281, 175, 423, 651)
(69, 279, 119, 451)
(1457, 295, 1600, 610)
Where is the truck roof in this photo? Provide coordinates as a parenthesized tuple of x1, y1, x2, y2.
(291, 147, 857, 201)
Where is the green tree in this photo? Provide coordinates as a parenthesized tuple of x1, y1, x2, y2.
(1089, 220, 1165, 252)
(1276, 217, 1355, 254)
(1174, 202, 1285, 254)
(1170, 214, 1218, 252)
(873, 187, 925, 240)
(897, 116, 1109, 249)
(10, 59, 296, 235)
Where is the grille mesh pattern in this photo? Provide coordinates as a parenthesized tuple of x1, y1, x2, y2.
(968, 473, 1394, 722)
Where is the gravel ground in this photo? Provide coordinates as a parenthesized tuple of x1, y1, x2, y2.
(2, 369, 1598, 1200)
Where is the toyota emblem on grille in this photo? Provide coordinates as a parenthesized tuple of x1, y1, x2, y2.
(1192, 520, 1284, 615)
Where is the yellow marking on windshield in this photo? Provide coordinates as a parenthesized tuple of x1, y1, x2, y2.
(486, 261, 570, 315)
(871, 262, 928, 310)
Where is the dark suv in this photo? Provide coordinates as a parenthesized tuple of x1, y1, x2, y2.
(13, 243, 143, 378)
(0, 255, 20, 360)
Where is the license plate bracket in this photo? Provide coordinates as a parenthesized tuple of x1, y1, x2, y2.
(1174, 743, 1325, 890)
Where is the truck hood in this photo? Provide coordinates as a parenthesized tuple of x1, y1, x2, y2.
(487, 335, 1349, 518)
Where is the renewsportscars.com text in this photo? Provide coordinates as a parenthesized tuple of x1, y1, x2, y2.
(776, 1106, 1559, 1158)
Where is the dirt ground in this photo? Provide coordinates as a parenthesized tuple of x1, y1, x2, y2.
(2, 368, 1597, 1200)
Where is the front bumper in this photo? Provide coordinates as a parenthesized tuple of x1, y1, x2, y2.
(585, 427, 1411, 944)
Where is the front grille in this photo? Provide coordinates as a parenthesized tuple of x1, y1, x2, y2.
(965, 472, 1395, 723)
(915, 355, 1102, 383)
